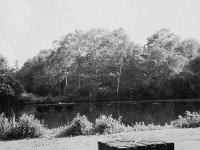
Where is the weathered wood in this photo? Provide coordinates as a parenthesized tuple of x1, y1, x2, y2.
(98, 139, 174, 150)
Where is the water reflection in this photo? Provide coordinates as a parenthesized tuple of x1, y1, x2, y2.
(1, 101, 200, 129)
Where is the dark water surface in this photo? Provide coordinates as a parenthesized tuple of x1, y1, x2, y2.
(1, 101, 200, 129)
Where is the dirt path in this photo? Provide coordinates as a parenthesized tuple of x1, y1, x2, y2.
(1, 128, 200, 150)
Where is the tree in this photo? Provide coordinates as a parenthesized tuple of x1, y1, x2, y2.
(121, 43, 145, 90)
(187, 56, 200, 74)
(18, 49, 57, 96)
(16, 28, 200, 101)
(0, 73, 24, 105)
(111, 28, 130, 94)
(143, 29, 188, 99)
(146, 28, 180, 52)
(176, 38, 200, 59)
(0, 54, 9, 74)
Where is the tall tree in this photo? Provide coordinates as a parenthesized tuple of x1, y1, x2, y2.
(110, 28, 130, 94)
(143, 29, 188, 99)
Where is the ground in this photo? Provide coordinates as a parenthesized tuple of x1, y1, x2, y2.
(1, 128, 200, 150)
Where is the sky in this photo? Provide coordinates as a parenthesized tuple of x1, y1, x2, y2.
(0, 0, 200, 67)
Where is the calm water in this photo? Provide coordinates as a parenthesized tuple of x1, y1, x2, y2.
(1, 101, 200, 129)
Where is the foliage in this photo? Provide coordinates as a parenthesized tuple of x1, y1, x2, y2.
(0, 55, 23, 101)
(171, 111, 200, 128)
(146, 28, 180, 52)
(0, 54, 9, 74)
(93, 115, 126, 134)
(95, 87, 113, 102)
(19, 93, 66, 104)
(0, 83, 14, 97)
(5, 28, 200, 102)
(6, 114, 46, 140)
(188, 56, 200, 74)
(0, 74, 24, 104)
(19, 93, 46, 104)
(0, 113, 14, 140)
(131, 122, 172, 131)
(2, 111, 200, 141)
(176, 38, 200, 59)
(55, 114, 93, 137)
(17, 50, 58, 96)
(0, 114, 46, 140)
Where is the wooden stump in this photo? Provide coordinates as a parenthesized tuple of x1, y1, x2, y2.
(98, 139, 174, 150)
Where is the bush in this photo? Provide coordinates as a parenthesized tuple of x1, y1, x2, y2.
(0, 113, 46, 140)
(0, 113, 14, 140)
(10, 114, 46, 139)
(171, 111, 200, 128)
(55, 114, 93, 137)
(93, 115, 126, 134)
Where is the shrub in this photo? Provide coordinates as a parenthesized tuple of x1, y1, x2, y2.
(0, 113, 14, 140)
(11, 114, 46, 139)
(55, 114, 93, 137)
(93, 115, 126, 134)
(0, 113, 46, 140)
(171, 111, 200, 128)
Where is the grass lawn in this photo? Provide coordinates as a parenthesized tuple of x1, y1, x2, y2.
(0, 128, 200, 150)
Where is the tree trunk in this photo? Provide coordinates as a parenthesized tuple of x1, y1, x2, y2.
(63, 75, 68, 96)
(77, 58, 81, 89)
(65, 75, 68, 87)
(117, 64, 122, 95)
(78, 76, 81, 89)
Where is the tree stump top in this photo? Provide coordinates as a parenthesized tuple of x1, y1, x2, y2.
(98, 138, 174, 150)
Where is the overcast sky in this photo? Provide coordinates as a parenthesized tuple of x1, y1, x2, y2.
(0, 0, 200, 67)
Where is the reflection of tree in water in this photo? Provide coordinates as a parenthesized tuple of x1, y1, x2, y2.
(0, 106, 26, 118)
(34, 104, 78, 128)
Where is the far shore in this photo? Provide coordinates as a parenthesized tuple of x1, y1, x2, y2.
(1, 128, 200, 150)
(29, 98, 200, 106)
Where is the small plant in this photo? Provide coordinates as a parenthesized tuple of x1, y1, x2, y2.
(131, 122, 171, 131)
(171, 111, 200, 128)
(55, 113, 93, 137)
(93, 115, 126, 134)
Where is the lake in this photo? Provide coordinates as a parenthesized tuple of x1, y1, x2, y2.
(1, 101, 200, 129)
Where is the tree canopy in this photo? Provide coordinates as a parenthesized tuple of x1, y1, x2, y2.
(9, 28, 200, 102)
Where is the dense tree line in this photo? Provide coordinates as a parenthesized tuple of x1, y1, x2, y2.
(2, 28, 200, 103)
